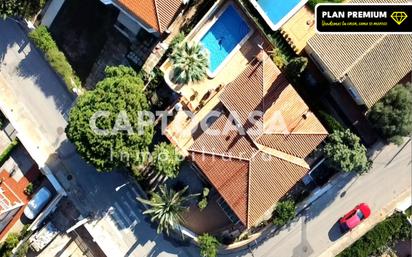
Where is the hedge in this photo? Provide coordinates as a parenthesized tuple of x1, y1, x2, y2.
(0, 138, 20, 167)
(29, 25, 81, 92)
(318, 111, 345, 133)
(338, 213, 412, 257)
(307, 0, 345, 10)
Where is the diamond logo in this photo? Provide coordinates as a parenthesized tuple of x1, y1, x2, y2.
(391, 11, 408, 25)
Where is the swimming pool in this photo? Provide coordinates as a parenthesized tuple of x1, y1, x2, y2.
(250, 0, 307, 31)
(200, 4, 252, 76)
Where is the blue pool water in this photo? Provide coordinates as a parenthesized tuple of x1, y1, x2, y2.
(200, 5, 250, 73)
(257, 0, 302, 26)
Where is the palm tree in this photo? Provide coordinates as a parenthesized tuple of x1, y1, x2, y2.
(137, 185, 197, 234)
(170, 42, 209, 85)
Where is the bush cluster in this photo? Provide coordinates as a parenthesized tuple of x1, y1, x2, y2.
(338, 213, 411, 257)
(0, 138, 20, 167)
(272, 199, 296, 227)
(318, 111, 345, 133)
(29, 26, 81, 92)
(307, 0, 344, 10)
(0, 225, 31, 257)
(198, 233, 220, 257)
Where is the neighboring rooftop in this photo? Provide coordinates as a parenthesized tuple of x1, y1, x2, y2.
(117, 0, 183, 33)
(308, 34, 412, 108)
(188, 52, 327, 227)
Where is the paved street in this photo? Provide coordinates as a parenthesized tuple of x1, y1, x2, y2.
(223, 139, 412, 257)
(0, 19, 198, 257)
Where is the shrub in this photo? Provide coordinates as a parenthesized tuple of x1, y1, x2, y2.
(0, 139, 20, 167)
(151, 143, 182, 178)
(323, 129, 370, 173)
(29, 26, 81, 92)
(318, 111, 345, 132)
(307, 0, 344, 10)
(0, 233, 19, 257)
(24, 183, 34, 196)
(272, 200, 296, 227)
(285, 57, 308, 83)
(198, 233, 220, 257)
(198, 198, 208, 211)
(270, 48, 288, 69)
(338, 213, 411, 257)
(368, 83, 412, 145)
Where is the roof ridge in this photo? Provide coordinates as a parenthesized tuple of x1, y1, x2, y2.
(255, 145, 310, 169)
(339, 34, 387, 80)
(189, 149, 252, 161)
(153, 0, 162, 32)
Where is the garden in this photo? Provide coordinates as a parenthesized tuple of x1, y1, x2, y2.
(338, 212, 412, 257)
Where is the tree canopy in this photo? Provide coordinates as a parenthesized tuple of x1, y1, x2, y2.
(170, 42, 209, 85)
(151, 142, 182, 178)
(66, 66, 153, 171)
(323, 129, 370, 173)
(1, 0, 45, 19)
(138, 185, 196, 235)
(368, 83, 412, 145)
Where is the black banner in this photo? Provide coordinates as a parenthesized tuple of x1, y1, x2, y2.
(316, 4, 412, 33)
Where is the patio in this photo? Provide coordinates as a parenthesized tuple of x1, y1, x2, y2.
(166, 161, 234, 235)
(280, 5, 316, 54)
(163, 30, 269, 153)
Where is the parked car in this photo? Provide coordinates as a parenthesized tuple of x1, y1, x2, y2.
(24, 187, 52, 220)
(339, 203, 371, 232)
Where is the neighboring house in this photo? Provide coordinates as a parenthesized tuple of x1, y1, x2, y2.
(100, 0, 187, 38)
(307, 34, 412, 109)
(188, 52, 328, 228)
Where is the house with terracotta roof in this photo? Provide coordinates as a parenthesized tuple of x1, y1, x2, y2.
(186, 52, 328, 228)
(99, 0, 188, 37)
(306, 34, 412, 144)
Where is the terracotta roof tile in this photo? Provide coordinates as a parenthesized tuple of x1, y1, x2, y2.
(192, 153, 249, 225)
(189, 112, 259, 160)
(188, 52, 327, 227)
(308, 34, 412, 107)
(248, 152, 308, 225)
(117, 0, 182, 32)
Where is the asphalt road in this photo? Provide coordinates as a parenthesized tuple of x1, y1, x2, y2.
(224, 140, 411, 257)
(0, 19, 199, 257)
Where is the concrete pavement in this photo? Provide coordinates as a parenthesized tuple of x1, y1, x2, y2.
(0, 19, 199, 257)
(223, 139, 411, 257)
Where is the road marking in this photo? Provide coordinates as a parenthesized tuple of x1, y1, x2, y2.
(113, 202, 133, 226)
(122, 197, 141, 225)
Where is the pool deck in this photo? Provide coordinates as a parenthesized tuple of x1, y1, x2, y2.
(164, 31, 267, 154)
(280, 5, 316, 54)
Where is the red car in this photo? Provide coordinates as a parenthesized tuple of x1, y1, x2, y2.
(339, 203, 371, 232)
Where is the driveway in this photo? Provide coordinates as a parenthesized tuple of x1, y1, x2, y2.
(0, 19, 198, 257)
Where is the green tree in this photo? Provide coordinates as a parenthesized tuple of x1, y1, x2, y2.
(272, 199, 296, 227)
(66, 66, 153, 171)
(170, 42, 209, 84)
(138, 185, 197, 235)
(0, 0, 45, 19)
(151, 142, 182, 178)
(323, 129, 370, 173)
(198, 233, 220, 257)
(285, 57, 308, 83)
(368, 83, 412, 145)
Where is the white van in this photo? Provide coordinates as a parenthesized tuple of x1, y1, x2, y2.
(24, 187, 52, 220)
